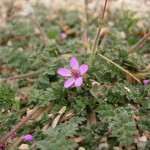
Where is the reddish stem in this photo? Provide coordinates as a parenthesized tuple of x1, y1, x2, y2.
(89, 0, 108, 65)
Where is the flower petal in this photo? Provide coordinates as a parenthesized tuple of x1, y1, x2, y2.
(143, 79, 149, 86)
(23, 134, 33, 142)
(61, 32, 67, 39)
(64, 78, 75, 88)
(79, 64, 88, 75)
(70, 57, 79, 70)
(58, 68, 71, 77)
(75, 77, 83, 87)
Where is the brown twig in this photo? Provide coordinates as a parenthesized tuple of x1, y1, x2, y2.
(10, 104, 55, 148)
(0, 70, 42, 82)
(51, 106, 66, 128)
(0, 106, 39, 144)
(87, 112, 97, 127)
(59, 109, 75, 123)
(30, 107, 45, 120)
(29, 16, 51, 44)
(128, 32, 150, 54)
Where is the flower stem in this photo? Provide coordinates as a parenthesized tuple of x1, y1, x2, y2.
(89, 0, 108, 65)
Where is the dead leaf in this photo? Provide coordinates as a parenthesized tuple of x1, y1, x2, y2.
(87, 112, 97, 126)
(72, 136, 85, 143)
(78, 147, 86, 150)
(59, 109, 75, 122)
(138, 136, 147, 142)
(52, 106, 66, 128)
(98, 143, 109, 150)
(18, 144, 29, 150)
(126, 73, 139, 84)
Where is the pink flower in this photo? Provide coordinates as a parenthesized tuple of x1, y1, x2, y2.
(143, 79, 149, 86)
(23, 134, 33, 142)
(78, 50, 83, 56)
(11, 133, 17, 139)
(60, 32, 67, 39)
(0, 144, 5, 150)
(58, 57, 88, 88)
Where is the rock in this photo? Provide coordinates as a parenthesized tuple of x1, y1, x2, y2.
(18, 144, 29, 150)
(98, 143, 109, 150)
(137, 142, 147, 150)
(138, 136, 147, 142)
(78, 147, 86, 150)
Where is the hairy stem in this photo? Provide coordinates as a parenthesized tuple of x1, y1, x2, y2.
(89, 0, 108, 65)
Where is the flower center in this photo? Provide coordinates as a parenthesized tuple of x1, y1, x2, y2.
(71, 70, 80, 79)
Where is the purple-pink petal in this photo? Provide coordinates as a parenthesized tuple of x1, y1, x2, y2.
(143, 79, 149, 86)
(12, 133, 17, 139)
(70, 57, 79, 70)
(61, 32, 67, 39)
(0, 144, 5, 150)
(79, 64, 88, 75)
(75, 77, 83, 87)
(78, 50, 83, 56)
(58, 68, 71, 77)
(23, 134, 33, 142)
(64, 78, 75, 88)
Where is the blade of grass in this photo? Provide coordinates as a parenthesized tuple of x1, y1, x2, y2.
(98, 53, 141, 83)
(128, 32, 150, 54)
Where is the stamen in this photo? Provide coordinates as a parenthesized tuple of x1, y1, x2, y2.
(71, 70, 80, 79)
